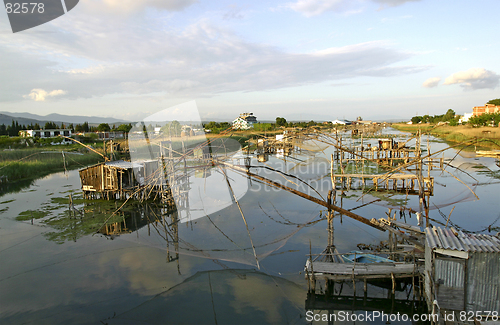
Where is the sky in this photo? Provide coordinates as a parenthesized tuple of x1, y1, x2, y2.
(0, 0, 499, 122)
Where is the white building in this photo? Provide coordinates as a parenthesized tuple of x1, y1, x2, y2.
(459, 112, 473, 124)
(20, 129, 72, 138)
(232, 112, 258, 130)
(331, 119, 352, 125)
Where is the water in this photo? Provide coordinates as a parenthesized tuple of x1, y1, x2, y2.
(1, 130, 499, 324)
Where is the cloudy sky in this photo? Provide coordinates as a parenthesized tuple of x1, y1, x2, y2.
(0, 0, 499, 121)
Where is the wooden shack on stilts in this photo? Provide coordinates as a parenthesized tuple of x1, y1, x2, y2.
(79, 160, 175, 204)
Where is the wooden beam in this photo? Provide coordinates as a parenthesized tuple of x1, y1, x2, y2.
(58, 135, 109, 161)
(221, 161, 385, 231)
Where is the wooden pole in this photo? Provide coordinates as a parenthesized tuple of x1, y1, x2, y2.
(221, 161, 385, 231)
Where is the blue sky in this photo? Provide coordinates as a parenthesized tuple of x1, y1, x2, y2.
(1, 0, 499, 121)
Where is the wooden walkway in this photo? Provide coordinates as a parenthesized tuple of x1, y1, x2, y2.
(332, 173, 434, 193)
(305, 260, 421, 281)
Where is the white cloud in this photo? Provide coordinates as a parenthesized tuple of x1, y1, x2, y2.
(0, 12, 425, 103)
(286, 0, 421, 16)
(373, 0, 421, 7)
(444, 68, 500, 90)
(84, 0, 198, 14)
(23, 89, 67, 101)
(286, 0, 362, 16)
(422, 77, 441, 88)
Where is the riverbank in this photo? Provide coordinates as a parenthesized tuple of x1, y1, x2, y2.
(392, 123, 500, 149)
(0, 148, 103, 183)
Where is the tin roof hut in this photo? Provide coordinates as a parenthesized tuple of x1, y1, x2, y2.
(79, 160, 138, 199)
(424, 226, 500, 316)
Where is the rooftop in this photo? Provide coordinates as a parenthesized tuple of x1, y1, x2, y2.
(425, 226, 500, 253)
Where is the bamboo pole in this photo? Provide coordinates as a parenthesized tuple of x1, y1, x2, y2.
(220, 161, 385, 231)
(58, 135, 109, 161)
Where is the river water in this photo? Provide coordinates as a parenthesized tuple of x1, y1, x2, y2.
(1, 129, 499, 324)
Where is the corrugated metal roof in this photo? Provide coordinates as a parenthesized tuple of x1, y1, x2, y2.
(426, 226, 500, 253)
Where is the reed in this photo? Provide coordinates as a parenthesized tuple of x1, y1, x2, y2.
(392, 123, 500, 149)
(0, 149, 103, 181)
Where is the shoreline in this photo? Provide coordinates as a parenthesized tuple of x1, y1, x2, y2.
(391, 123, 500, 150)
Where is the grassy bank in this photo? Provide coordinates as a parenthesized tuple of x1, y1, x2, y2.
(392, 123, 500, 149)
(0, 148, 104, 182)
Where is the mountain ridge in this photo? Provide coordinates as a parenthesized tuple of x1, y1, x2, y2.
(0, 111, 131, 126)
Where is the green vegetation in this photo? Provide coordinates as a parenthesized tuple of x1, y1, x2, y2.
(0, 117, 133, 137)
(252, 123, 273, 132)
(97, 123, 111, 131)
(410, 109, 457, 125)
(275, 117, 287, 127)
(161, 120, 183, 136)
(410, 106, 500, 127)
(0, 120, 30, 136)
(203, 121, 231, 134)
(468, 113, 500, 127)
(203, 118, 330, 134)
(401, 106, 500, 149)
(392, 123, 500, 149)
(0, 149, 103, 183)
(487, 98, 500, 106)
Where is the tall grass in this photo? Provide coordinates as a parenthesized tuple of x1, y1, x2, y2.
(392, 123, 500, 149)
(0, 149, 103, 181)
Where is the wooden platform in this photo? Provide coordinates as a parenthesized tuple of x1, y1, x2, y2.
(305, 260, 421, 281)
(331, 173, 434, 194)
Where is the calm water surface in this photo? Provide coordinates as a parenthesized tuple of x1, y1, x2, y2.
(1, 129, 499, 324)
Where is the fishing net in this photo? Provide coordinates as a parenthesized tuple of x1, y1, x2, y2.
(125, 102, 313, 267)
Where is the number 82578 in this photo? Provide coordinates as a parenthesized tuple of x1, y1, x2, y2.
(5, 2, 45, 14)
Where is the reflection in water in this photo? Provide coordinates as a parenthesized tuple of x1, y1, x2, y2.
(305, 291, 428, 324)
(2, 128, 500, 324)
(106, 269, 305, 325)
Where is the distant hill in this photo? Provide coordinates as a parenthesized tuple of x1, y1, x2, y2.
(0, 112, 131, 127)
(0, 113, 57, 127)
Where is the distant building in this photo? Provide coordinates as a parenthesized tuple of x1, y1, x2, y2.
(19, 129, 72, 138)
(97, 131, 125, 140)
(459, 112, 473, 124)
(472, 103, 500, 117)
(354, 120, 373, 126)
(331, 119, 352, 125)
(232, 112, 257, 130)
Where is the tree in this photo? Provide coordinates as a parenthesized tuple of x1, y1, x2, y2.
(411, 116, 422, 124)
(161, 120, 181, 136)
(486, 98, 500, 106)
(307, 120, 316, 127)
(82, 122, 89, 132)
(97, 123, 111, 132)
(468, 113, 500, 127)
(8, 120, 16, 136)
(204, 121, 219, 130)
(75, 124, 84, 132)
(443, 109, 455, 121)
(276, 117, 287, 127)
(44, 121, 58, 129)
(116, 123, 133, 133)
